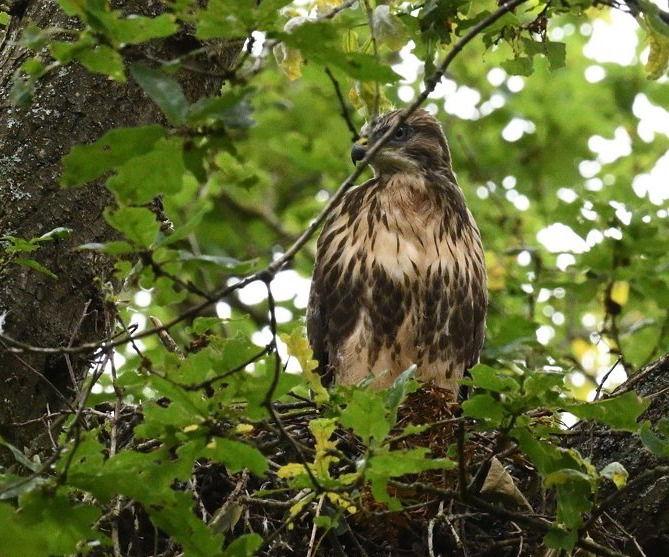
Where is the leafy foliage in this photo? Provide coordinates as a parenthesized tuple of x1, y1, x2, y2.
(3, 0, 669, 555)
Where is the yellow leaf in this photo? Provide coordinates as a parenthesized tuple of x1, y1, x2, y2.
(313, 0, 343, 15)
(601, 461, 628, 489)
(348, 81, 393, 118)
(310, 418, 339, 478)
(641, 15, 669, 80)
(288, 492, 315, 520)
(326, 492, 357, 514)
(277, 462, 310, 479)
(281, 329, 329, 404)
(610, 280, 629, 307)
(235, 423, 254, 435)
(183, 424, 200, 433)
(273, 43, 303, 80)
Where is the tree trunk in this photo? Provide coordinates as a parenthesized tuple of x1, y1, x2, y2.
(0, 0, 227, 458)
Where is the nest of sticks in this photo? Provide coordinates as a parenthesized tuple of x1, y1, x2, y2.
(85, 382, 632, 557)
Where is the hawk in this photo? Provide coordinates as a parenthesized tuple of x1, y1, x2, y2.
(307, 109, 487, 398)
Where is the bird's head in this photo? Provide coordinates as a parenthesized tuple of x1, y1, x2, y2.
(351, 109, 455, 178)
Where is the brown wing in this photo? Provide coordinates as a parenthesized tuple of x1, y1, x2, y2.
(444, 217, 488, 379)
(307, 182, 376, 385)
(306, 276, 331, 383)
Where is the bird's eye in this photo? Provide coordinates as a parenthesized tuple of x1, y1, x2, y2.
(394, 126, 409, 140)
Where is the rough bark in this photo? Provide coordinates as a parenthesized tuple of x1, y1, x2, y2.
(0, 0, 229, 457)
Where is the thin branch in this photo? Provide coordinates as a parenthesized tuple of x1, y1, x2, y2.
(325, 67, 359, 141)
(149, 316, 186, 359)
(456, 421, 468, 499)
(0, 272, 262, 354)
(594, 356, 622, 401)
(362, 0, 380, 118)
(184, 344, 272, 391)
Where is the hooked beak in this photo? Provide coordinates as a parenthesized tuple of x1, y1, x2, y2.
(351, 136, 368, 164)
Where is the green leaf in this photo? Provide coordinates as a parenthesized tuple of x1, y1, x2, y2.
(187, 90, 252, 126)
(19, 491, 101, 555)
(78, 241, 136, 255)
(223, 533, 263, 557)
(200, 439, 268, 476)
(563, 391, 648, 432)
(14, 258, 57, 279)
(0, 12, 10, 26)
(77, 44, 125, 81)
(1, 236, 39, 254)
(544, 468, 592, 487)
(384, 366, 420, 424)
(196, 0, 292, 38)
(339, 388, 391, 444)
(61, 125, 165, 186)
(640, 420, 669, 457)
(0, 437, 40, 472)
(130, 65, 189, 125)
(469, 364, 519, 393)
(544, 526, 578, 551)
(105, 14, 178, 44)
(501, 56, 534, 76)
(544, 41, 566, 70)
(513, 428, 580, 476)
(176, 251, 258, 274)
(107, 138, 185, 204)
(0, 503, 48, 555)
(105, 207, 160, 247)
(21, 57, 46, 77)
(368, 447, 455, 477)
(38, 227, 72, 241)
(462, 394, 504, 426)
(277, 22, 400, 82)
(192, 317, 224, 334)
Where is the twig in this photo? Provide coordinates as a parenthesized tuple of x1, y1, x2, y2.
(306, 494, 326, 557)
(362, 0, 380, 118)
(604, 511, 647, 557)
(184, 344, 272, 391)
(149, 316, 186, 360)
(594, 356, 622, 400)
(64, 299, 92, 392)
(238, 496, 292, 509)
(109, 357, 123, 557)
(261, 279, 324, 491)
(0, 272, 261, 354)
(321, 0, 357, 19)
(324, 67, 359, 141)
(209, 469, 250, 531)
(457, 421, 468, 499)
